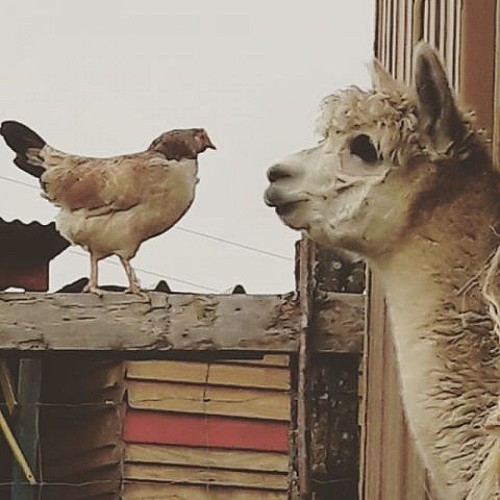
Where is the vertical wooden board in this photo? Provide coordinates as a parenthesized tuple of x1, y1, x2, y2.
(310, 355, 360, 500)
(494, 0, 500, 161)
(430, 0, 436, 44)
(382, 0, 388, 62)
(374, 0, 382, 60)
(402, 423, 428, 500)
(379, 315, 405, 500)
(460, 0, 496, 132)
(439, 0, 446, 58)
(363, 280, 429, 500)
(12, 359, 41, 500)
(396, 0, 406, 80)
(378, 0, 385, 61)
(445, 0, 455, 87)
(296, 238, 315, 497)
(386, 0, 394, 72)
(413, 0, 425, 44)
(405, 0, 414, 83)
(361, 274, 387, 499)
(308, 247, 364, 499)
(453, 0, 462, 89)
(423, 0, 429, 41)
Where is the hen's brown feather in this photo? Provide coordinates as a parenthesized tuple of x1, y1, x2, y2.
(1, 121, 215, 293)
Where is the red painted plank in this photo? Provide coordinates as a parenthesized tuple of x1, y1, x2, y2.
(124, 410, 289, 453)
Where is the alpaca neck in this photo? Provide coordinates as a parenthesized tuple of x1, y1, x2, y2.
(371, 195, 499, 499)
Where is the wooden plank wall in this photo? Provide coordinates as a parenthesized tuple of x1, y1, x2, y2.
(39, 358, 125, 499)
(364, 2, 464, 500)
(123, 356, 290, 499)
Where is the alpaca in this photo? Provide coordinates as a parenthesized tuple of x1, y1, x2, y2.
(265, 43, 500, 500)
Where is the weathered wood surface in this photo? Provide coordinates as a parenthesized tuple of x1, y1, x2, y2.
(0, 291, 364, 354)
(313, 292, 365, 353)
(124, 483, 287, 500)
(124, 462, 288, 490)
(296, 237, 315, 499)
(126, 359, 290, 390)
(125, 443, 289, 473)
(309, 248, 365, 500)
(127, 380, 290, 420)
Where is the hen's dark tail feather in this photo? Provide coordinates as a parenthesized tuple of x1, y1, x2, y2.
(0, 121, 46, 178)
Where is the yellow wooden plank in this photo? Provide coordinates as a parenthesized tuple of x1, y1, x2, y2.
(126, 361, 289, 390)
(127, 380, 290, 421)
(124, 482, 287, 500)
(0, 409, 36, 484)
(0, 360, 16, 415)
(124, 463, 288, 490)
(125, 443, 288, 473)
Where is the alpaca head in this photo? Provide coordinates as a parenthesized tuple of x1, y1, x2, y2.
(265, 43, 483, 258)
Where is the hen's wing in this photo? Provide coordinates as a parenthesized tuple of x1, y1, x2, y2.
(0, 120, 170, 214)
(40, 150, 171, 214)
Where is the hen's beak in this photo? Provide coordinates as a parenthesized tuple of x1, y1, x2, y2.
(200, 130, 216, 150)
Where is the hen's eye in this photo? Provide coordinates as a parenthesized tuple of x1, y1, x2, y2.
(349, 134, 379, 163)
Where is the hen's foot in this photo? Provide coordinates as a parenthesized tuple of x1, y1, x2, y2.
(125, 285, 149, 300)
(82, 283, 104, 297)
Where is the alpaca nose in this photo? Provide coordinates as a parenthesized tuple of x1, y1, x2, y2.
(267, 164, 292, 183)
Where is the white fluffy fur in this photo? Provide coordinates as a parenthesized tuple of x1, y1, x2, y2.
(265, 43, 500, 499)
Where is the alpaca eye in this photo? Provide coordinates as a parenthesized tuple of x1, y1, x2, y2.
(349, 134, 379, 163)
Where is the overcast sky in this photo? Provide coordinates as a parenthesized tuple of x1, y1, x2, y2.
(0, 1, 373, 293)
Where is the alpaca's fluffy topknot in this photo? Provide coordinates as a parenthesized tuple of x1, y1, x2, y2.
(317, 86, 479, 166)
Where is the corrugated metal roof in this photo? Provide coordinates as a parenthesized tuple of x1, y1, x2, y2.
(0, 218, 69, 264)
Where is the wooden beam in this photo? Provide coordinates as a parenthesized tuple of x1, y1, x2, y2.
(0, 292, 364, 355)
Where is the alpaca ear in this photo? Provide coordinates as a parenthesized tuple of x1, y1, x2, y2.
(414, 42, 465, 153)
(371, 59, 396, 90)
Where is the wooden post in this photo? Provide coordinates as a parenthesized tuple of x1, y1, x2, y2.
(296, 238, 316, 499)
(310, 247, 365, 499)
(11, 359, 41, 500)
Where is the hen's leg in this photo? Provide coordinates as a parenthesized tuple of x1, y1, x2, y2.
(119, 257, 144, 296)
(83, 253, 104, 296)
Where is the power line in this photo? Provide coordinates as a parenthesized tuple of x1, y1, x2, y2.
(174, 226, 292, 261)
(0, 174, 293, 261)
(0, 174, 39, 191)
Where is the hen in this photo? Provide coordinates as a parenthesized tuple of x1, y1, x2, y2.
(0, 121, 215, 295)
